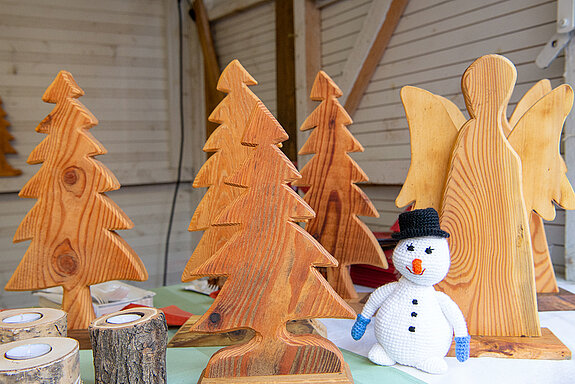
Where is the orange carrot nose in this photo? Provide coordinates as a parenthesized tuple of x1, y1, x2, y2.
(412, 259, 423, 275)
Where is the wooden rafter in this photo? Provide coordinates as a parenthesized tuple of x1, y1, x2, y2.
(341, 0, 408, 116)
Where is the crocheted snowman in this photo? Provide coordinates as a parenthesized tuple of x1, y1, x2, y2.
(351, 208, 470, 374)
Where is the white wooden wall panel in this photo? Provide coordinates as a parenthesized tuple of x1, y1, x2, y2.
(0, 0, 174, 193)
(212, 1, 277, 114)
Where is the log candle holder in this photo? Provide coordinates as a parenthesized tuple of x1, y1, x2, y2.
(89, 307, 168, 384)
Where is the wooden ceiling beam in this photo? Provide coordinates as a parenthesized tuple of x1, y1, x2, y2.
(342, 0, 408, 116)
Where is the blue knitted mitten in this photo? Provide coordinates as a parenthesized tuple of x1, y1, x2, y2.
(455, 335, 470, 362)
(351, 314, 370, 340)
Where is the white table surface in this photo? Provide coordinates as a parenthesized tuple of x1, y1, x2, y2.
(323, 280, 575, 384)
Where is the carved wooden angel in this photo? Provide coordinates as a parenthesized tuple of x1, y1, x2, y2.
(396, 54, 574, 336)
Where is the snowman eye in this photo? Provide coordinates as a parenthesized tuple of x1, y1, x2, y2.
(425, 247, 434, 254)
(407, 244, 415, 251)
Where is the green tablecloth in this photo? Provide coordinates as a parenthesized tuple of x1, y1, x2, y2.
(79, 285, 424, 384)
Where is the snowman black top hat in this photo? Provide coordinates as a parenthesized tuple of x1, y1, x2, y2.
(392, 208, 450, 240)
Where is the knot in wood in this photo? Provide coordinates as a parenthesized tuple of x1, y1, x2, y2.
(63, 168, 78, 185)
(61, 166, 86, 197)
(52, 239, 79, 276)
(209, 313, 221, 324)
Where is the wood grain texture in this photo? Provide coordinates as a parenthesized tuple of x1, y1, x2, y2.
(0, 97, 22, 177)
(447, 328, 570, 360)
(186, 99, 355, 380)
(5, 71, 148, 329)
(169, 317, 327, 348)
(508, 80, 561, 293)
(182, 60, 259, 280)
(395, 86, 460, 210)
(437, 55, 540, 336)
(90, 307, 167, 383)
(0, 337, 80, 384)
(198, 362, 353, 384)
(294, 71, 386, 301)
(0, 308, 67, 343)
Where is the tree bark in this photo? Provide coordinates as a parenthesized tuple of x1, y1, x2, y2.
(89, 307, 168, 384)
(0, 308, 67, 343)
(0, 337, 80, 383)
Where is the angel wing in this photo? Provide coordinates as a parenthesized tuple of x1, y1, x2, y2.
(395, 86, 462, 209)
(509, 79, 552, 129)
(507, 84, 575, 220)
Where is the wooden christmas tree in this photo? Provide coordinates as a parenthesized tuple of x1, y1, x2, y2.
(396, 55, 575, 338)
(187, 100, 355, 382)
(182, 60, 259, 279)
(6, 71, 148, 329)
(0, 97, 22, 176)
(293, 71, 387, 301)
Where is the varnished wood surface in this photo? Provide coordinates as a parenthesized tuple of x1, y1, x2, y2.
(395, 86, 460, 210)
(187, 98, 355, 379)
(447, 328, 570, 360)
(537, 288, 575, 311)
(0, 97, 22, 177)
(508, 80, 561, 294)
(183, 60, 259, 280)
(438, 55, 540, 336)
(198, 362, 353, 383)
(169, 317, 327, 348)
(294, 71, 386, 300)
(5, 71, 147, 329)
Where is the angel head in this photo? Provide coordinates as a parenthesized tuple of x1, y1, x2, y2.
(392, 208, 451, 286)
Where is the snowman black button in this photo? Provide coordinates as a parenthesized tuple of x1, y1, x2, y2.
(412, 299, 418, 305)
(411, 312, 417, 317)
(408, 326, 416, 332)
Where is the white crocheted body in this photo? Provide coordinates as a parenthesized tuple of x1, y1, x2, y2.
(373, 278, 453, 366)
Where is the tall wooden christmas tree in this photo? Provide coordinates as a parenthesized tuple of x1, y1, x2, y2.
(6, 71, 148, 329)
(187, 100, 355, 382)
(0, 97, 22, 176)
(293, 71, 387, 301)
(182, 60, 259, 279)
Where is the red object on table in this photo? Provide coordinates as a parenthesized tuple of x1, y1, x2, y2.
(122, 303, 193, 326)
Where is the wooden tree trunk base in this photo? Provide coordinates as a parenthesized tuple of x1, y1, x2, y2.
(0, 308, 67, 343)
(90, 307, 168, 383)
(67, 329, 91, 350)
(168, 317, 327, 348)
(537, 289, 575, 311)
(0, 337, 80, 383)
(447, 328, 571, 360)
(198, 362, 353, 383)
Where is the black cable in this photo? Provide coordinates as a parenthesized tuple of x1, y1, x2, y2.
(163, 0, 186, 286)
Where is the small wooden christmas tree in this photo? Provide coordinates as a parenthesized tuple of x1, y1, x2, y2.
(0, 97, 22, 177)
(293, 71, 387, 301)
(187, 100, 355, 382)
(182, 60, 259, 279)
(6, 71, 148, 329)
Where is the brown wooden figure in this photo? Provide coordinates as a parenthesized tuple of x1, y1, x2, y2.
(182, 60, 259, 279)
(6, 71, 148, 329)
(0, 97, 22, 177)
(187, 100, 356, 383)
(293, 71, 387, 301)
